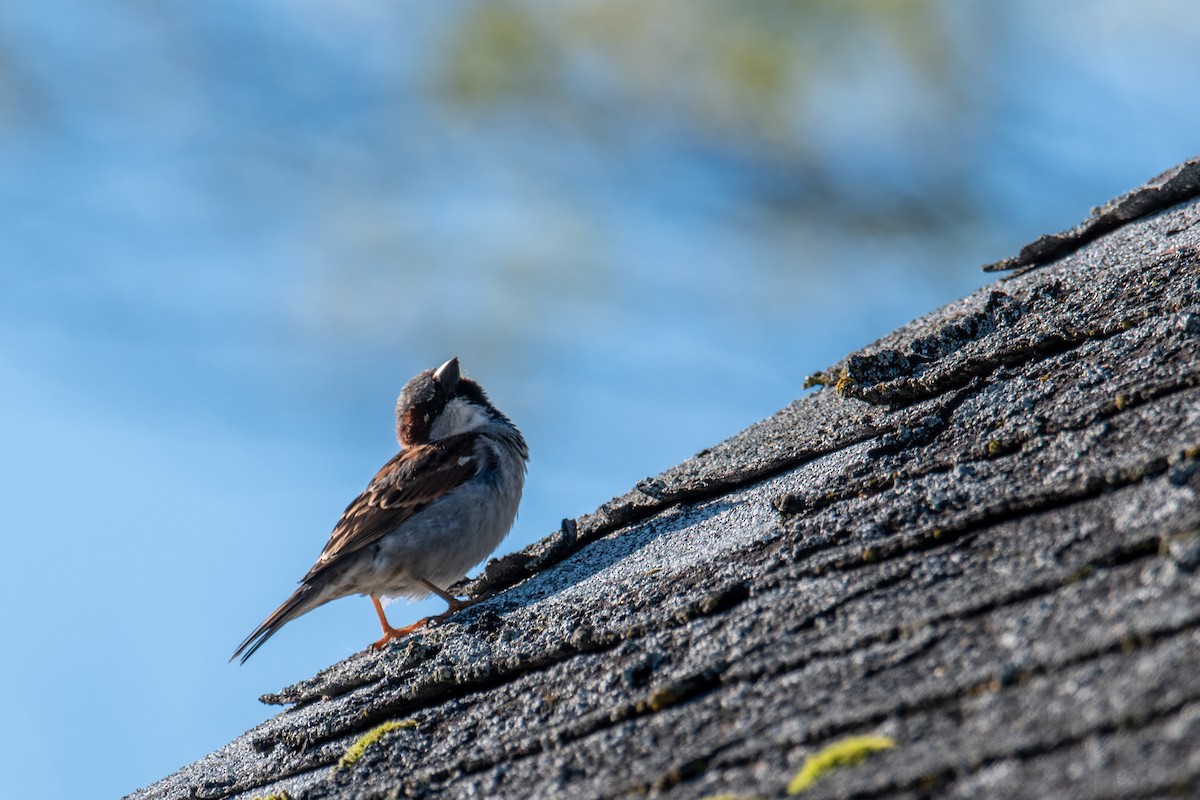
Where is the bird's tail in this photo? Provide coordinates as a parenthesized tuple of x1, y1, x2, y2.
(230, 581, 331, 664)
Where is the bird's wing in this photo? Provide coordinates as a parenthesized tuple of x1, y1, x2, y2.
(304, 433, 481, 579)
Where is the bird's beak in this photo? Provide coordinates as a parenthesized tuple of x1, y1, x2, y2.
(434, 357, 460, 392)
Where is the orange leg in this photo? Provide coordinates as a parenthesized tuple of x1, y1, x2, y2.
(369, 594, 429, 650)
(418, 579, 470, 614)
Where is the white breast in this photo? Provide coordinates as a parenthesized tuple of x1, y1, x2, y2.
(430, 397, 494, 439)
(368, 431, 527, 598)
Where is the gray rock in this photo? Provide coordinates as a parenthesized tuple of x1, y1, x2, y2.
(128, 162, 1200, 800)
(982, 154, 1200, 272)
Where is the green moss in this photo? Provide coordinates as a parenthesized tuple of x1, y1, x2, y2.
(336, 719, 417, 770)
(1070, 564, 1095, 583)
(644, 687, 680, 713)
(787, 735, 896, 794)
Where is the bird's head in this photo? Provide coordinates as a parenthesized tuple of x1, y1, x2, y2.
(394, 357, 512, 446)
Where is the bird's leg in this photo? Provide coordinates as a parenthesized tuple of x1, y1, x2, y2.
(419, 579, 474, 615)
(369, 594, 428, 650)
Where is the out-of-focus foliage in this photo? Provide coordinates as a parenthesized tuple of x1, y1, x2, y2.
(441, 1, 963, 179)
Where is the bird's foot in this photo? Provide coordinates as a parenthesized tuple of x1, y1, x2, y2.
(419, 579, 487, 617)
(370, 617, 429, 650)
(444, 595, 474, 615)
(441, 590, 498, 618)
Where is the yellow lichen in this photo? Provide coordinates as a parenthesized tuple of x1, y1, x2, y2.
(802, 372, 826, 389)
(336, 719, 417, 770)
(1115, 393, 1131, 411)
(787, 735, 896, 794)
(642, 687, 680, 713)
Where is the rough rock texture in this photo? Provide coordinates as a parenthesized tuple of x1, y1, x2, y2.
(981, 155, 1200, 273)
(129, 161, 1200, 800)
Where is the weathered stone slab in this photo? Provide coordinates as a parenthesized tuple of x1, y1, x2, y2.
(128, 165, 1200, 800)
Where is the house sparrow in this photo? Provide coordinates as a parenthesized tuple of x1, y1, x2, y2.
(232, 357, 528, 663)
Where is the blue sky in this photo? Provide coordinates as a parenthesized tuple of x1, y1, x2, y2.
(1, 2, 1198, 798)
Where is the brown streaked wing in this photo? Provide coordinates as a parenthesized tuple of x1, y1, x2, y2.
(303, 433, 480, 580)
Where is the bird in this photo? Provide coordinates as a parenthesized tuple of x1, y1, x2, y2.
(232, 357, 528, 663)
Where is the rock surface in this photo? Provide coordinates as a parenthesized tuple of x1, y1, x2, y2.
(129, 159, 1200, 800)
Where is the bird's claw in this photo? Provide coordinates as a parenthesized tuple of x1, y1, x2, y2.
(370, 617, 430, 650)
